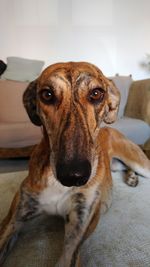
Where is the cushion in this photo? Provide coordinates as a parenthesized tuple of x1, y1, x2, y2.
(104, 117, 150, 145)
(125, 79, 150, 125)
(0, 122, 42, 148)
(1, 57, 44, 82)
(109, 75, 133, 118)
(0, 80, 30, 123)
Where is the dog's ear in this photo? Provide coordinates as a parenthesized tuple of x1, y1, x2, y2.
(23, 80, 42, 126)
(104, 80, 120, 124)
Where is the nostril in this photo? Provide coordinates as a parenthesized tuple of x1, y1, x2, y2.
(56, 159, 91, 187)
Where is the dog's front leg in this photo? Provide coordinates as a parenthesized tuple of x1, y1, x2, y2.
(0, 183, 39, 265)
(56, 191, 100, 267)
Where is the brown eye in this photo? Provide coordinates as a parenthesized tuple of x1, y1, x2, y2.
(89, 88, 105, 104)
(39, 88, 56, 104)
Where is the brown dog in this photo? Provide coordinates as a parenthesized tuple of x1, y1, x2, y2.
(0, 62, 150, 267)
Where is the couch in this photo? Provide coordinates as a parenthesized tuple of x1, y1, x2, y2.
(104, 75, 150, 145)
(0, 73, 150, 158)
(0, 57, 44, 158)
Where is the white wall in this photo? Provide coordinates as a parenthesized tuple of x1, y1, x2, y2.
(0, 0, 150, 79)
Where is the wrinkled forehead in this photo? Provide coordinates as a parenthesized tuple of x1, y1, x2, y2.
(38, 62, 109, 87)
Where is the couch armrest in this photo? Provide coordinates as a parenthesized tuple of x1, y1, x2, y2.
(124, 79, 150, 124)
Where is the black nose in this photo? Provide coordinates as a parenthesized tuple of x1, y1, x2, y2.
(56, 159, 91, 187)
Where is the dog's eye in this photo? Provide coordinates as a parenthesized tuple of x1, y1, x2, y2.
(39, 88, 56, 104)
(88, 88, 105, 104)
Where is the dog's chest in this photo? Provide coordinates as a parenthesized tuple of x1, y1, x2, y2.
(38, 176, 72, 216)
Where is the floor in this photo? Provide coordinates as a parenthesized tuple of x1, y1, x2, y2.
(0, 158, 29, 173)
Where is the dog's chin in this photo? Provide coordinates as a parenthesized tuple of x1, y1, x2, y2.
(58, 176, 89, 187)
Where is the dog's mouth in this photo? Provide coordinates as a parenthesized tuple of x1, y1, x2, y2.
(56, 159, 91, 187)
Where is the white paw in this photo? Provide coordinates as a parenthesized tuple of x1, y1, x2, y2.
(125, 171, 139, 187)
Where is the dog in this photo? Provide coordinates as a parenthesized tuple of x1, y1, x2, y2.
(0, 62, 150, 267)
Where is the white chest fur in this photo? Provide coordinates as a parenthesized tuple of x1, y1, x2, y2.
(38, 176, 73, 217)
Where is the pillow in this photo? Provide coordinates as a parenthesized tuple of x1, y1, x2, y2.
(0, 80, 30, 123)
(1, 57, 44, 82)
(109, 74, 133, 118)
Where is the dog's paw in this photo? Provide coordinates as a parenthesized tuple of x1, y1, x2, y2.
(124, 170, 139, 187)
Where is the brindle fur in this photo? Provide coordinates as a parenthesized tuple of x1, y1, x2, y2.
(0, 62, 150, 267)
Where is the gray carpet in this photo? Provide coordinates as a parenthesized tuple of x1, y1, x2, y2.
(0, 170, 150, 267)
(81, 172, 150, 267)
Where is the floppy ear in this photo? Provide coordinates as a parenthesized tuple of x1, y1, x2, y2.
(23, 80, 42, 126)
(104, 80, 120, 124)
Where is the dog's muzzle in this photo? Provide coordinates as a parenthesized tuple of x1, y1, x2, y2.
(56, 159, 91, 187)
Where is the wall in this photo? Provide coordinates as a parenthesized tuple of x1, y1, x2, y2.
(0, 0, 150, 79)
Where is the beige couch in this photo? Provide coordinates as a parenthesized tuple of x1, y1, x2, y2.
(0, 77, 150, 158)
(0, 80, 42, 157)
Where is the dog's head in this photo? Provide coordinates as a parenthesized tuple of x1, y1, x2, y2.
(23, 62, 120, 187)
